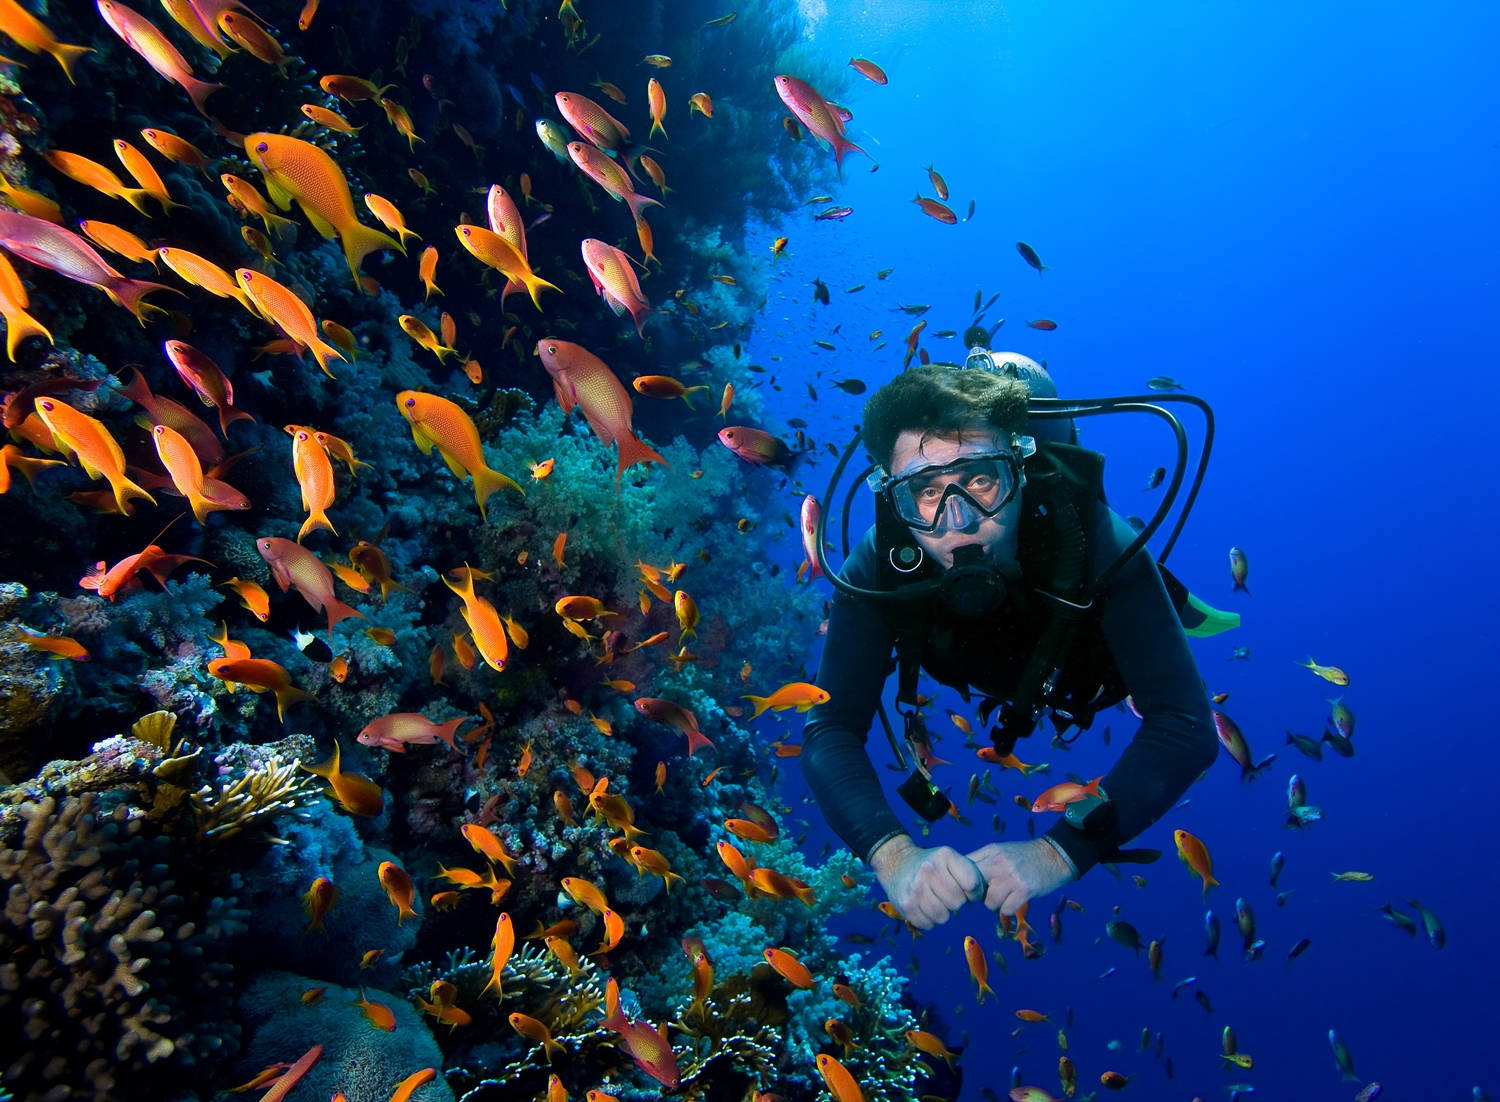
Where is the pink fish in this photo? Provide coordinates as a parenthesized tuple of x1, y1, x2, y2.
(600, 1001, 681, 1088)
(485, 184, 529, 307)
(799, 494, 824, 580)
(535, 338, 666, 487)
(95, 0, 224, 116)
(0, 210, 176, 322)
(774, 74, 867, 171)
(162, 340, 254, 437)
(634, 697, 715, 757)
(356, 712, 467, 752)
(117, 366, 224, 466)
(566, 142, 661, 227)
(256, 536, 363, 635)
(580, 238, 652, 338)
(718, 425, 797, 472)
(554, 90, 646, 179)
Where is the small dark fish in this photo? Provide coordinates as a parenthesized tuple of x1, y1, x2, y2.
(966, 199, 976, 220)
(812, 278, 830, 305)
(932, 329, 957, 338)
(1105, 920, 1141, 953)
(1098, 966, 1116, 979)
(787, 417, 807, 428)
(1275, 890, 1294, 906)
(896, 303, 931, 316)
(1285, 731, 1323, 760)
(1353, 1084, 1382, 1102)
(1245, 938, 1266, 961)
(1235, 898, 1255, 949)
(1269, 850, 1285, 888)
(813, 340, 836, 351)
(973, 289, 982, 311)
(806, 382, 817, 400)
(1027, 319, 1058, 330)
(733, 343, 741, 358)
(293, 629, 333, 664)
(746, 363, 766, 373)
(1171, 976, 1196, 999)
(1228, 645, 1250, 660)
(1147, 375, 1184, 391)
(877, 267, 894, 279)
(1125, 515, 1146, 532)
(806, 195, 834, 204)
(1407, 898, 1446, 949)
(1203, 910, 1220, 958)
(844, 932, 875, 944)
(1194, 988, 1214, 1014)
(1016, 241, 1045, 271)
(832, 378, 866, 394)
(1164, 1058, 1173, 1080)
(844, 284, 865, 293)
(1377, 903, 1417, 936)
(1143, 466, 1165, 491)
(1321, 728, 1355, 758)
(815, 205, 854, 220)
(1286, 937, 1312, 961)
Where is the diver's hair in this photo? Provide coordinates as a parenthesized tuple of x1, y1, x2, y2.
(861, 364, 1030, 471)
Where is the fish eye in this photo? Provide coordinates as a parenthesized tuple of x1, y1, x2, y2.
(404, 397, 415, 407)
(255, 142, 268, 153)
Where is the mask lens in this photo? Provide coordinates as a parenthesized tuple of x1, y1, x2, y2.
(888, 453, 1019, 532)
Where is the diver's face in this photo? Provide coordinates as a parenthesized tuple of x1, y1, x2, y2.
(889, 428, 1022, 570)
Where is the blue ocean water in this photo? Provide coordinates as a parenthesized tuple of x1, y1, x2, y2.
(0, 0, 1495, 1099)
(750, 2, 1500, 1099)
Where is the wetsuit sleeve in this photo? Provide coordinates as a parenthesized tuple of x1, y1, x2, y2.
(800, 530, 907, 862)
(1044, 503, 1218, 876)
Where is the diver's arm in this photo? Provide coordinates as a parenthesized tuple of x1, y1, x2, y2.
(800, 534, 907, 862)
(1043, 504, 1217, 876)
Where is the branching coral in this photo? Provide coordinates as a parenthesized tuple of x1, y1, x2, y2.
(191, 750, 319, 842)
(0, 793, 244, 1100)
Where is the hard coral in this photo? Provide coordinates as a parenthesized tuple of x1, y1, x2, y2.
(0, 794, 244, 1100)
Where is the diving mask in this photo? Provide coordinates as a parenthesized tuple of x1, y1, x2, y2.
(878, 439, 1035, 535)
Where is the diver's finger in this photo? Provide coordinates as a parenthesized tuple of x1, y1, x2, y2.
(998, 886, 1030, 918)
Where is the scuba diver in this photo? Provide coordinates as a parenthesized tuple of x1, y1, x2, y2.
(801, 341, 1236, 929)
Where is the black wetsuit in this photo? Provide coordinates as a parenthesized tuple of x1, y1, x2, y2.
(800, 500, 1217, 877)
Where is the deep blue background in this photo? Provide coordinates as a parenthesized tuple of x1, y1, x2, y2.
(738, 2, 1500, 1098)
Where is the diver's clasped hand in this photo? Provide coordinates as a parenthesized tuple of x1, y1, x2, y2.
(965, 838, 1074, 917)
(869, 836, 984, 930)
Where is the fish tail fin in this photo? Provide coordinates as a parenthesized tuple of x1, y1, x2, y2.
(343, 222, 403, 283)
(624, 190, 663, 225)
(648, 118, 667, 141)
(683, 726, 715, 757)
(119, 187, 155, 217)
(614, 432, 668, 490)
(107, 470, 157, 515)
(307, 336, 346, 379)
(831, 133, 868, 173)
(185, 77, 227, 118)
(742, 694, 771, 719)
(679, 384, 708, 409)
(394, 226, 420, 251)
(48, 42, 94, 83)
(218, 405, 256, 436)
(106, 278, 180, 324)
(189, 491, 224, 526)
(324, 595, 364, 631)
(521, 270, 562, 311)
(297, 508, 337, 543)
(471, 464, 524, 520)
(274, 683, 317, 722)
(2, 304, 53, 360)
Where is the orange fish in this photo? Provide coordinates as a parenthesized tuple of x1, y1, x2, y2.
(301, 875, 338, 933)
(647, 77, 667, 139)
(301, 103, 361, 135)
(763, 947, 814, 988)
(77, 219, 157, 266)
(235, 269, 346, 378)
(378, 96, 422, 150)
(0, 0, 92, 80)
(363, 193, 419, 248)
(207, 656, 314, 720)
(32, 396, 155, 515)
(688, 91, 713, 118)
(742, 681, 830, 718)
(481, 913, 515, 997)
(221, 174, 298, 236)
(157, 246, 255, 312)
(535, 338, 667, 488)
(417, 245, 442, 299)
(849, 57, 888, 84)
(399, 314, 460, 363)
(1174, 829, 1220, 896)
(454, 222, 560, 311)
(0, 252, 53, 360)
(113, 138, 182, 212)
(443, 565, 511, 673)
(352, 988, 395, 1031)
(287, 426, 337, 541)
(244, 133, 403, 281)
(509, 1012, 566, 1062)
(964, 935, 994, 1003)
(139, 127, 210, 174)
(1031, 776, 1103, 813)
(151, 422, 230, 525)
(816, 1053, 864, 1102)
(634, 697, 715, 756)
(377, 860, 418, 923)
(319, 73, 393, 102)
(396, 391, 523, 519)
(14, 628, 88, 660)
(301, 740, 384, 816)
(913, 195, 958, 224)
